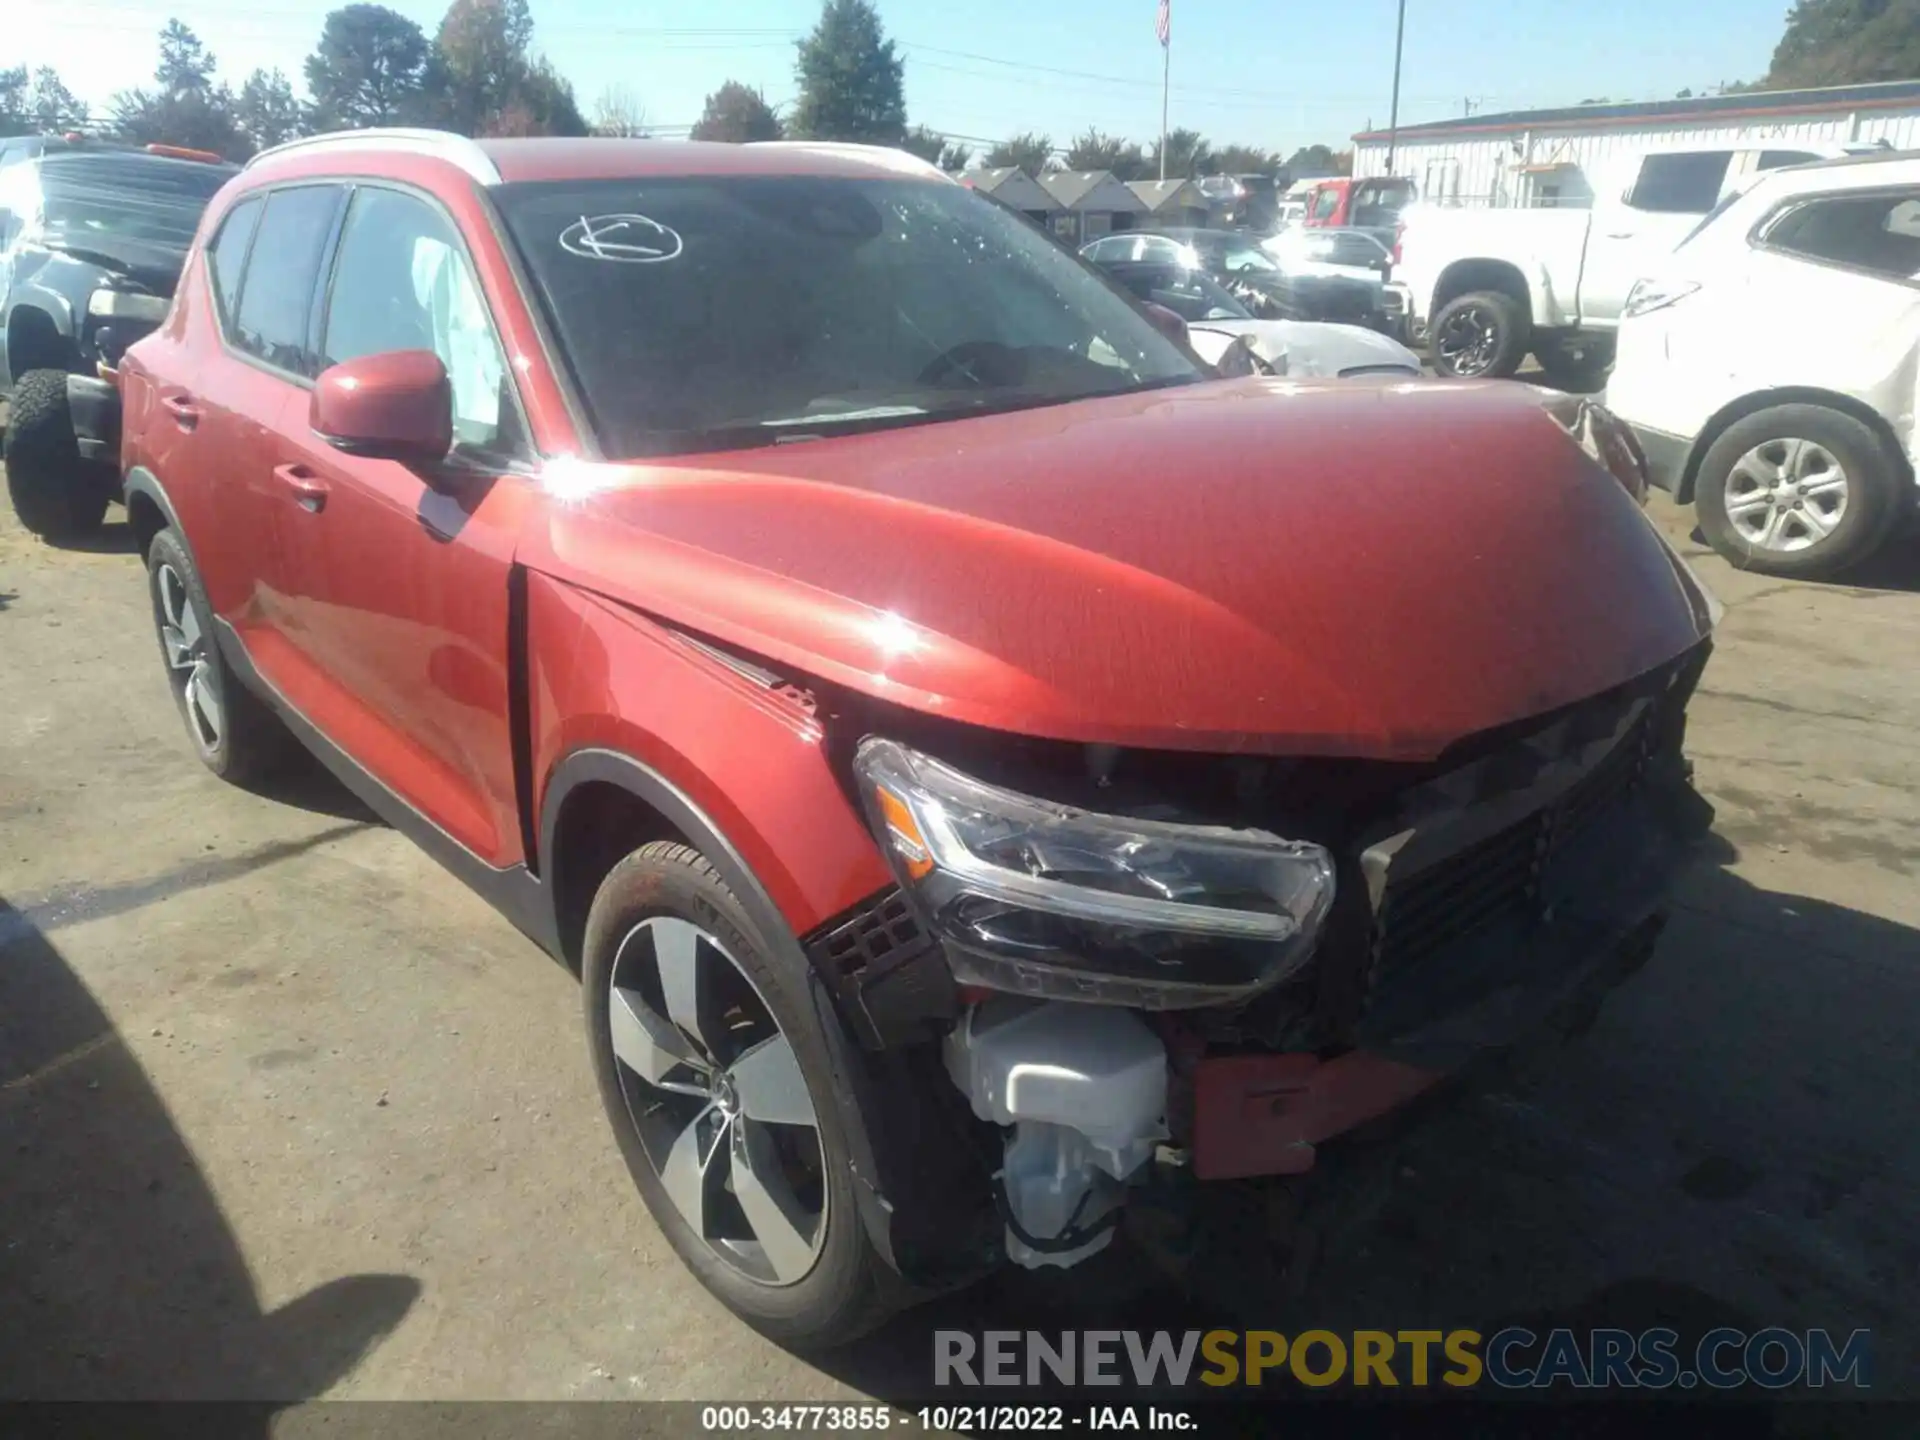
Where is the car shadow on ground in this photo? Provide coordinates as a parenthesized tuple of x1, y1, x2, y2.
(45, 518, 143, 556)
(249, 747, 383, 826)
(1678, 525, 1920, 596)
(0, 895, 420, 1409)
(816, 842, 1919, 1411)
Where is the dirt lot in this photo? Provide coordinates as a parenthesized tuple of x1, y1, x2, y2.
(2, 477, 1918, 1406)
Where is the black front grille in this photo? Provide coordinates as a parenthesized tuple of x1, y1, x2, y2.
(1370, 707, 1656, 982)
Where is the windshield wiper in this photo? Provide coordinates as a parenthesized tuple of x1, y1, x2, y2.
(638, 377, 1206, 455)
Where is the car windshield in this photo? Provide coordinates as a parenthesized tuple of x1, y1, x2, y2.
(1106, 264, 1252, 322)
(1218, 240, 1278, 272)
(495, 174, 1206, 456)
(38, 155, 230, 252)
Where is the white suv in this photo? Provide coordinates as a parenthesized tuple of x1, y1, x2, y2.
(1607, 152, 1920, 578)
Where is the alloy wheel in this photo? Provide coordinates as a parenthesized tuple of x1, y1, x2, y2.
(1435, 304, 1500, 377)
(1724, 438, 1850, 553)
(608, 916, 827, 1287)
(155, 562, 224, 753)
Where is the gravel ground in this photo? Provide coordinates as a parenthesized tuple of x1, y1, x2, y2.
(2, 473, 1917, 1409)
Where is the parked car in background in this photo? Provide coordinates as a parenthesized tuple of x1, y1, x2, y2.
(1261, 226, 1404, 333)
(1091, 257, 1424, 377)
(119, 129, 1714, 1350)
(1198, 172, 1280, 230)
(1088, 227, 1388, 327)
(1394, 140, 1877, 386)
(1607, 152, 1920, 579)
(1, 136, 235, 538)
(1299, 175, 1417, 250)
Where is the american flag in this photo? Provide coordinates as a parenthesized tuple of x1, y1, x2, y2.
(1156, 0, 1171, 47)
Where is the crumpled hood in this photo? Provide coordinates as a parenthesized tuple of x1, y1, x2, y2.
(524, 378, 1710, 760)
(1191, 319, 1423, 377)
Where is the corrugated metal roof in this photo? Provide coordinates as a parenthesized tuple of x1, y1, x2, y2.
(1354, 79, 1920, 144)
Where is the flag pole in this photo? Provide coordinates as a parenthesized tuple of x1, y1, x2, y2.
(1152, 13, 1167, 180)
(1386, 0, 1406, 174)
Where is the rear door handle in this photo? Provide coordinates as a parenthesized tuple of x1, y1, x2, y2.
(161, 393, 201, 430)
(273, 463, 330, 513)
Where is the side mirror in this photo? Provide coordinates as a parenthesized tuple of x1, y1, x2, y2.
(311, 350, 452, 465)
(1141, 301, 1190, 349)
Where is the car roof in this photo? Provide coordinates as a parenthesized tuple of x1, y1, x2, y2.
(245, 129, 947, 188)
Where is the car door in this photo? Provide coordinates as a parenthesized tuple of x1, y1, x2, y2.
(0, 160, 44, 387)
(268, 182, 535, 866)
(1579, 150, 1739, 327)
(1688, 187, 1920, 456)
(173, 183, 345, 636)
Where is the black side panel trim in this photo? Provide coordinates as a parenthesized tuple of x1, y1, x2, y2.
(213, 616, 562, 959)
(505, 564, 540, 875)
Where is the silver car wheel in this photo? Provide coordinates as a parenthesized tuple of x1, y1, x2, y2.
(155, 561, 224, 752)
(1724, 438, 1850, 554)
(608, 915, 827, 1287)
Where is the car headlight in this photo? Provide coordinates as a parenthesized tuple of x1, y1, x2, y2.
(1622, 277, 1699, 319)
(853, 737, 1336, 1008)
(87, 289, 170, 322)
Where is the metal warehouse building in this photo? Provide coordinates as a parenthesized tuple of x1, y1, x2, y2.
(1352, 79, 1920, 209)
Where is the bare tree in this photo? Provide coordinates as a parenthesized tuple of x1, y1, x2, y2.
(593, 83, 648, 138)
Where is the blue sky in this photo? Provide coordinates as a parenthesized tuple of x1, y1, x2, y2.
(15, 0, 1793, 155)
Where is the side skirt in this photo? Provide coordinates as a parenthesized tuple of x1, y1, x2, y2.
(213, 617, 564, 963)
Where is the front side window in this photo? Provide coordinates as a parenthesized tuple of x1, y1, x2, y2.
(233, 185, 343, 377)
(1761, 190, 1920, 280)
(320, 186, 514, 453)
(1629, 152, 1732, 214)
(495, 175, 1203, 457)
(1757, 150, 1823, 172)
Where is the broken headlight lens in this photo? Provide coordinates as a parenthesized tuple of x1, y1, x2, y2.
(854, 737, 1336, 1008)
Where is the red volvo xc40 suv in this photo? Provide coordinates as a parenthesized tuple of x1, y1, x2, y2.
(117, 130, 1718, 1346)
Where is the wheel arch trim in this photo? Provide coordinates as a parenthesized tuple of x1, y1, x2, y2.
(538, 746, 910, 1277)
(1677, 387, 1914, 505)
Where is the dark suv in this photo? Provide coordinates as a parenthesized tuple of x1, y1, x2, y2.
(118, 130, 1717, 1347)
(1, 138, 234, 537)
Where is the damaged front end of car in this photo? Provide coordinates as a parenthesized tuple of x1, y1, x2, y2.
(802, 639, 1715, 1279)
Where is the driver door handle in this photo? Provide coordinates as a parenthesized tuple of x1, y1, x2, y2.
(161, 393, 201, 431)
(273, 463, 330, 513)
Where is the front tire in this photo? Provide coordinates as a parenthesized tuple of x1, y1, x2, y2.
(146, 528, 294, 783)
(1694, 405, 1905, 579)
(583, 841, 892, 1347)
(4, 369, 110, 541)
(1430, 290, 1530, 379)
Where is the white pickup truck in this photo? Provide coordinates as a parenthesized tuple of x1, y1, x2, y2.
(1392, 140, 1879, 385)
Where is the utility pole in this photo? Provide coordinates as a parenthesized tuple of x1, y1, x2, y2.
(1386, 0, 1407, 174)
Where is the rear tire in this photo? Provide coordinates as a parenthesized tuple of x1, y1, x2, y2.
(146, 528, 295, 784)
(4, 369, 109, 540)
(1430, 290, 1530, 379)
(583, 841, 894, 1348)
(1694, 405, 1904, 579)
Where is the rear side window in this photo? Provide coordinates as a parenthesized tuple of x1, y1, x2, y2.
(1629, 152, 1732, 214)
(208, 197, 261, 326)
(1758, 150, 1823, 172)
(1761, 190, 1920, 281)
(233, 185, 342, 377)
(1310, 187, 1340, 220)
